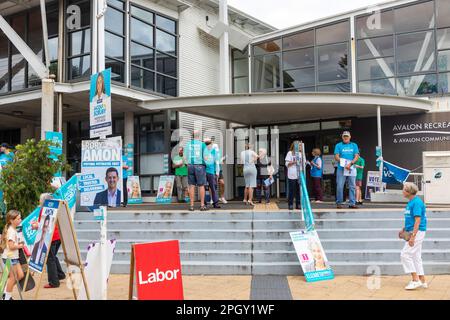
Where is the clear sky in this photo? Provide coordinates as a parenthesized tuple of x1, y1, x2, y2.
(227, 0, 392, 29)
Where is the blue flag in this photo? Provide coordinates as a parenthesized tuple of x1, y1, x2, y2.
(382, 160, 410, 184)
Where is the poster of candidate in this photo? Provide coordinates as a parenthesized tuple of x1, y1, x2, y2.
(80, 137, 123, 208)
(90, 68, 112, 138)
(290, 230, 334, 282)
(127, 176, 143, 204)
(28, 200, 59, 273)
(156, 175, 175, 204)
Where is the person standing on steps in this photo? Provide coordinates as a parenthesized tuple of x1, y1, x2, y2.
(334, 131, 359, 209)
(285, 142, 302, 211)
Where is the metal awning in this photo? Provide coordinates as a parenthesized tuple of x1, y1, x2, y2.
(138, 92, 434, 126)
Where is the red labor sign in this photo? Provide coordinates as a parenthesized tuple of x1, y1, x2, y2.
(130, 240, 184, 300)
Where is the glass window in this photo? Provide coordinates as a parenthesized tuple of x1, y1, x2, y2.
(131, 5, 154, 23)
(357, 35, 394, 60)
(397, 73, 438, 96)
(0, 32, 8, 93)
(105, 32, 124, 60)
(282, 30, 314, 50)
(131, 43, 154, 70)
(140, 132, 165, 153)
(396, 31, 435, 74)
(157, 75, 177, 96)
(47, 9, 59, 36)
(48, 37, 59, 61)
(437, 28, 450, 50)
(316, 20, 349, 45)
(439, 72, 450, 93)
(317, 83, 350, 92)
(69, 29, 91, 56)
(131, 66, 155, 90)
(107, 0, 124, 10)
(356, 10, 394, 38)
(156, 52, 177, 77)
(156, 29, 176, 54)
(283, 67, 315, 88)
(233, 77, 249, 93)
(252, 53, 281, 90)
(139, 154, 165, 174)
(394, 1, 434, 33)
(131, 18, 153, 46)
(156, 15, 176, 34)
(233, 59, 248, 78)
(106, 59, 125, 83)
(233, 50, 247, 60)
(437, 0, 450, 28)
(253, 39, 281, 55)
(317, 43, 348, 82)
(358, 57, 395, 81)
(358, 78, 396, 95)
(69, 56, 90, 79)
(284, 87, 315, 92)
(105, 7, 124, 35)
(283, 47, 314, 69)
(10, 55, 26, 91)
(438, 50, 450, 72)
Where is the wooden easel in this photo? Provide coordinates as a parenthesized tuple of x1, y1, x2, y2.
(24, 200, 90, 300)
(128, 245, 135, 300)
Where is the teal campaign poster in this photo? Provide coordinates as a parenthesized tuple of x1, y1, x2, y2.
(290, 230, 334, 282)
(124, 144, 134, 177)
(45, 131, 63, 177)
(21, 174, 78, 248)
(127, 176, 143, 204)
(90, 68, 112, 138)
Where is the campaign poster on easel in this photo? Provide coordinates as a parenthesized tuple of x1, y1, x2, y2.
(290, 230, 334, 282)
(90, 69, 112, 138)
(156, 175, 175, 204)
(365, 171, 386, 200)
(28, 200, 59, 273)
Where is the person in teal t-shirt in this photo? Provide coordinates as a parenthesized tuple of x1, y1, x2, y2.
(400, 182, 428, 290)
(185, 130, 208, 211)
(354, 156, 365, 205)
(203, 137, 220, 208)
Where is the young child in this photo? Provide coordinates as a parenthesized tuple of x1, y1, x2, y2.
(1, 210, 25, 300)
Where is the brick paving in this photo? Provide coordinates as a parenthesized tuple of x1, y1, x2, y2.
(9, 274, 450, 300)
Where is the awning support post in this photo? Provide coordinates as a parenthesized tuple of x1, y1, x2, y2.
(377, 105, 384, 190)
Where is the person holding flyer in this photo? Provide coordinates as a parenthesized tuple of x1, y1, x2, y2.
(172, 147, 189, 203)
(285, 142, 301, 211)
(309, 148, 323, 203)
(334, 131, 360, 209)
(1, 210, 24, 300)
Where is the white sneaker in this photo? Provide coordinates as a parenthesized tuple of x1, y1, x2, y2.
(421, 282, 428, 289)
(220, 197, 228, 204)
(405, 281, 422, 290)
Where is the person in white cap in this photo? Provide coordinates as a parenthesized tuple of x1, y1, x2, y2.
(334, 131, 360, 209)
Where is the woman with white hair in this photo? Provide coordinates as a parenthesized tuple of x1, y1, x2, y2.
(399, 182, 428, 290)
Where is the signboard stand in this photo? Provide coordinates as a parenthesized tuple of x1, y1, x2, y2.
(23, 200, 90, 300)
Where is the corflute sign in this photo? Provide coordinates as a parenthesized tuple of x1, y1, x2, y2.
(132, 240, 184, 300)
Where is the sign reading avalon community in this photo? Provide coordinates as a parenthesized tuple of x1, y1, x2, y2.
(89, 68, 112, 138)
(290, 230, 334, 282)
(80, 138, 123, 207)
(129, 240, 184, 300)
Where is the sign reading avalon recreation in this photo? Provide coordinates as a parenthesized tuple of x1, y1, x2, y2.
(90, 68, 112, 138)
(129, 240, 184, 300)
(80, 138, 123, 207)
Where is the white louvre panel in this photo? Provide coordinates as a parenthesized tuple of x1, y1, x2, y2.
(179, 112, 226, 144)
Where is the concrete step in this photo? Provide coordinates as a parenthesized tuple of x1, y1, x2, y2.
(74, 210, 450, 221)
(104, 260, 450, 275)
(59, 248, 450, 264)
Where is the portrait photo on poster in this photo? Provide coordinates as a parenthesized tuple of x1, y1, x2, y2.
(28, 200, 58, 273)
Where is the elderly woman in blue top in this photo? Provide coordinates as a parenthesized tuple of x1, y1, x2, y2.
(334, 131, 360, 209)
(400, 182, 428, 290)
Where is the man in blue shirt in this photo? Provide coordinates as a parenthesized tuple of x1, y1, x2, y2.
(334, 131, 360, 209)
(122, 152, 130, 207)
(185, 130, 208, 211)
